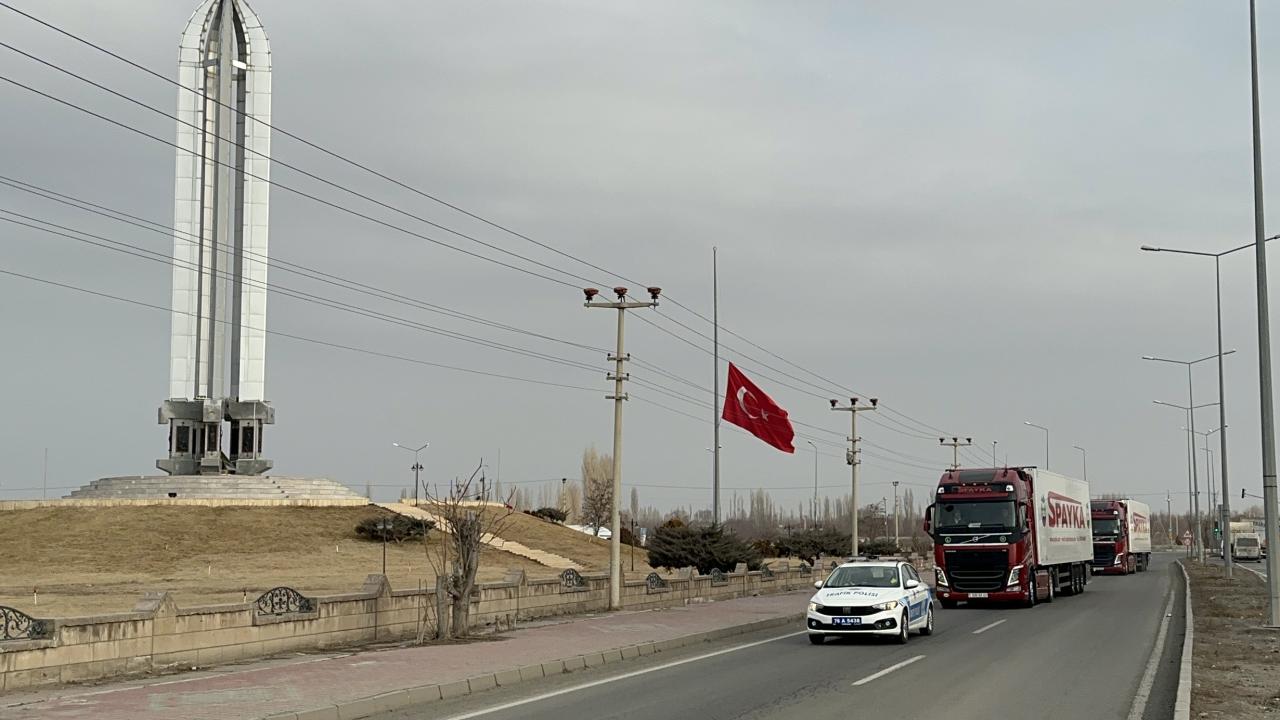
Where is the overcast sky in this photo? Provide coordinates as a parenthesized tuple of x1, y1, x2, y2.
(4, 0, 1280, 517)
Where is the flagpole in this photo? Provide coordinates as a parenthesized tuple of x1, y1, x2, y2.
(712, 246, 721, 526)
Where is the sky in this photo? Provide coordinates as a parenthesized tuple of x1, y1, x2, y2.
(2, 0, 1279, 518)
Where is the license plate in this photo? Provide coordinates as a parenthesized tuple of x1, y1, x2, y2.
(833, 617, 862, 626)
(968, 593, 989, 598)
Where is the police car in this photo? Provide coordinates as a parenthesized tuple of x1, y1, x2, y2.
(806, 558, 934, 645)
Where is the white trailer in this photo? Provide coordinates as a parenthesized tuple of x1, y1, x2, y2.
(1030, 469, 1094, 567)
(1125, 499, 1153, 554)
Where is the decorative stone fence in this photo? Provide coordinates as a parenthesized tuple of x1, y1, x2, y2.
(0, 564, 808, 693)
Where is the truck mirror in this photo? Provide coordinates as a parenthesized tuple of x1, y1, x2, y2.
(923, 503, 934, 534)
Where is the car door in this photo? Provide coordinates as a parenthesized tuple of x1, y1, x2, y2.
(902, 564, 927, 623)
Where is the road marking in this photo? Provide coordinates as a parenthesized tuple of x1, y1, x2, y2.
(437, 631, 806, 720)
(971, 619, 1007, 635)
(851, 655, 926, 686)
(1126, 584, 1175, 720)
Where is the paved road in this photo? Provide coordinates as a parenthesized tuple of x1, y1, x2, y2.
(381, 553, 1185, 720)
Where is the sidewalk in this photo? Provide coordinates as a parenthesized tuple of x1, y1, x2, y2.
(0, 591, 808, 720)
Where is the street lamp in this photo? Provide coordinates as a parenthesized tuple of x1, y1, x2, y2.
(393, 441, 430, 504)
(1143, 240, 1278, 577)
(1072, 445, 1087, 483)
(1154, 399, 1220, 559)
(1024, 421, 1049, 469)
(1145, 351, 1235, 563)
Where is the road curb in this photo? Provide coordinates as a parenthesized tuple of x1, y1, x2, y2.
(260, 611, 805, 720)
(1174, 560, 1193, 720)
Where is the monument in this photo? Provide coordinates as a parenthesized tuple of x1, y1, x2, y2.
(158, 0, 274, 476)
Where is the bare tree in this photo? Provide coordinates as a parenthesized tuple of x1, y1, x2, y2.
(565, 483, 583, 523)
(630, 487, 640, 523)
(421, 459, 515, 640)
(581, 447, 613, 535)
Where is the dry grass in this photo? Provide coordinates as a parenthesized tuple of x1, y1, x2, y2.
(0, 506, 549, 616)
(491, 512, 655, 576)
(1187, 560, 1280, 719)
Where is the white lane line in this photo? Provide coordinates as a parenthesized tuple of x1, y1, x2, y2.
(971, 619, 1007, 635)
(851, 655, 926, 686)
(438, 631, 806, 720)
(1127, 584, 1176, 720)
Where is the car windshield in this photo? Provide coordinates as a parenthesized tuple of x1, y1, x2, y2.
(935, 501, 1017, 532)
(1238, 537, 1259, 547)
(1093, 518, 1121, 537)
(823, 565, 901, 588)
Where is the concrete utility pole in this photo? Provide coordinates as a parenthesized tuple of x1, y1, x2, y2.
(939, 437, 972, 470)
(584, 285, 660, 610)
(992, 441, 998, 467)
(1073, 445, 1087, 483)
(393, 442, 429, 504)
(1024, 421, 1050, 469)
(806, 440, 819, 529)
(1247, 0, 1280, 625)
(831, 397, 877, 558)
(892, 480, 900, 549)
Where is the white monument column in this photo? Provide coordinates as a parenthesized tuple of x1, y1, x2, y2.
(159, 0, 274, 476)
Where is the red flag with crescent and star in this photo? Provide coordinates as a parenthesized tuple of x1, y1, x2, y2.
(721, 363, 795, 453)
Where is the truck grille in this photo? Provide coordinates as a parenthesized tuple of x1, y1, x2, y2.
(1093, 545, 1116, 567)
(942, 549, 1007, 592)
(816, 605, 880, 617)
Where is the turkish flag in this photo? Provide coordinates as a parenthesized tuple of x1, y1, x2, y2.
(722, 363, 795, 453)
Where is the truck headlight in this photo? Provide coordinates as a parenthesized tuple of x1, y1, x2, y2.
(1006, 564, 1024, 587)
(808, 602, 822, 613)
(1113, 556, 1122, 565)
(869, 600, 902, 612)
(935, 567, 949, 586)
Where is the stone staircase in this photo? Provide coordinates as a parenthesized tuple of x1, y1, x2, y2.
(66, 475, 367, 501)
(376, 503, 582, 570)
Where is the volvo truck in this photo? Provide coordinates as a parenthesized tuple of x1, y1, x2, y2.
(1091, 499, 1152, 574)
(926, 467, 1093, 608)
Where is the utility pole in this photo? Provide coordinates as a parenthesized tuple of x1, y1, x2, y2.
(585, 285, 660, 610)
(992, 441, 998, 467)
(1248, 0, 1280, 625)
(831, 397, 877, 558)
(939, 437, 972, 470)
(712, 247, 721, 526)
(1167, 493, 1176, 543)
(892, 481, 900, 549)
(42, 448, 47, 500)
(1073, 445, 1087, 483)
(560, 478, 567, 515)
(806, 440, 818, 530)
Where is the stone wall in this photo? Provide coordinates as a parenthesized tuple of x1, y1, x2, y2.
(0, 566, 815, 693)
(0, 498, 369, 511)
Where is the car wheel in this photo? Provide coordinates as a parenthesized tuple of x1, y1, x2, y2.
(896, 611, 909, 644)
(808, 633, 825, 645)
(919, 604, 934, 636)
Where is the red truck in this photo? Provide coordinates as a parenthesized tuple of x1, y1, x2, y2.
(925, 467, 1093, 608)
(1090, 499, 1152, 574)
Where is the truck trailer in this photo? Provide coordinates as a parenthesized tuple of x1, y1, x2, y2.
(1091, 499, 1152, 574)
(926, 467, 1093, 608)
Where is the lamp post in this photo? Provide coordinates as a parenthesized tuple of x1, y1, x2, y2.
(584, 285, 661, 609)
(1024, 421, 1049, 469)
(1142, 239, 1278, 575)
(1072, 445, 1087, 483)
(393, 441, 430, 504)
(1145, 351, 1235, 563)
(1154, 399, 1220, 559)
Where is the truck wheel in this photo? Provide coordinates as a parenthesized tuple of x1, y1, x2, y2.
(1044, 572, 1054, 603)
(940, 597, 958, 610)
(1024, 574, 1036, 608)
(896, 611, 910, 644)
(1061, 567, 1075, 596)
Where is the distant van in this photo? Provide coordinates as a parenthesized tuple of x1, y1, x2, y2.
(1232, 534, 1262, 562)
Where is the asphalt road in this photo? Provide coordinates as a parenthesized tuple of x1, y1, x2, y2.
(378, 553, 1185, 720)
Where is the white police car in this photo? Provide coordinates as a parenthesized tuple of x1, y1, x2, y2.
(806, 559, 934, 645)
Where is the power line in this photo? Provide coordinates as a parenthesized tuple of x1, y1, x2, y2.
(0, 4, 980, 460)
